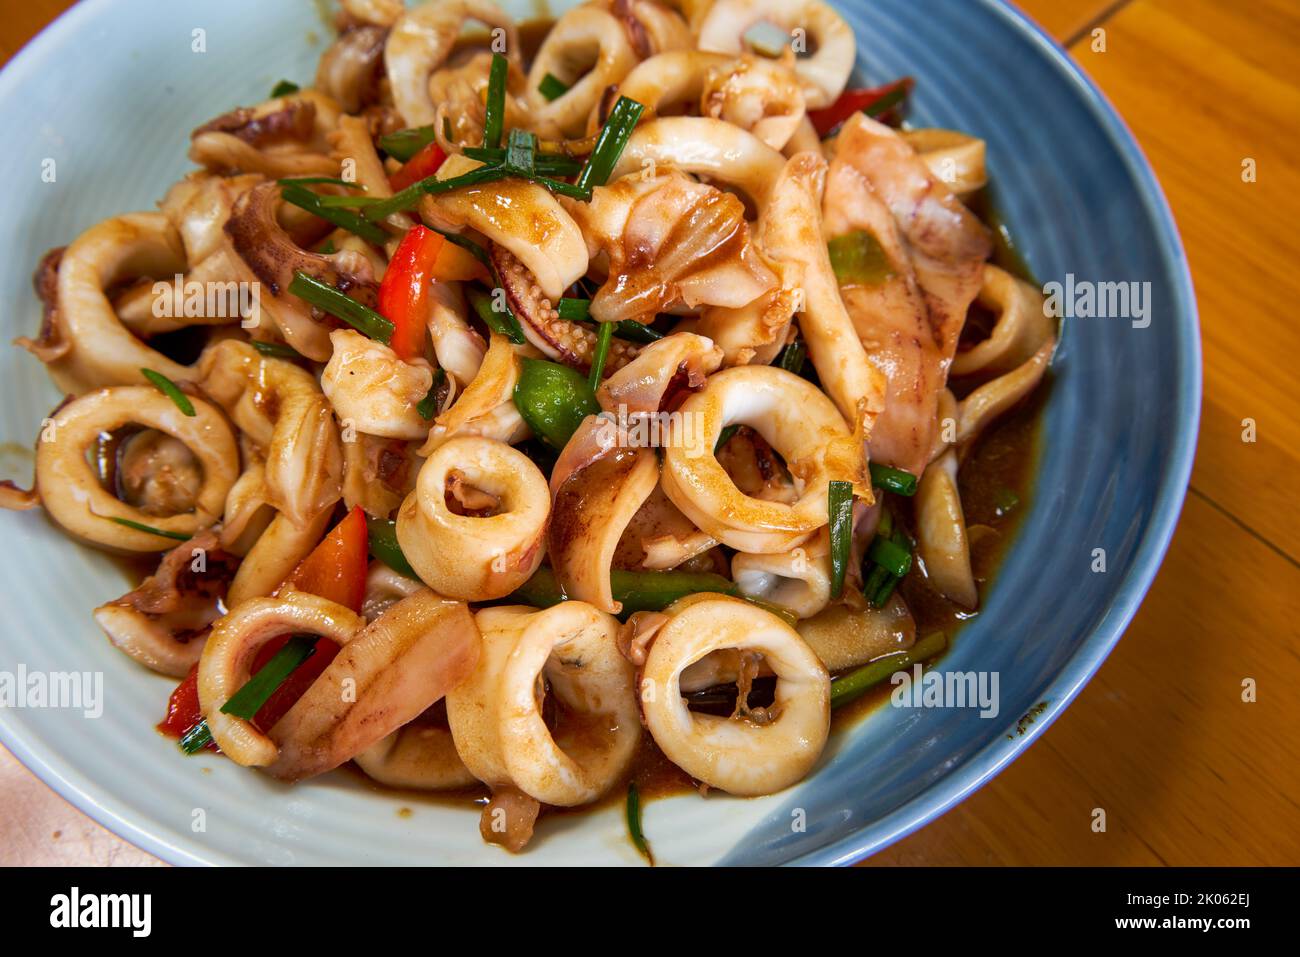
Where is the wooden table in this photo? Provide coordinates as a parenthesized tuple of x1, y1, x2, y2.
(2, 0, 1296, 867)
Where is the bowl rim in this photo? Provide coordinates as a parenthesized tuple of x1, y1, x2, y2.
(779, 0, 1202, 866)
(0, 0, 1201, 868)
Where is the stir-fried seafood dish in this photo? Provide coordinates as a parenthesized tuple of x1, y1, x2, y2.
(2, 0, 1057, 855)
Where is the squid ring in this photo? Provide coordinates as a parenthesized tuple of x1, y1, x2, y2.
(527, 4, 638, 137)
(197, 591, 366, 767)
(396, 437, 549, 600)
(355, 722, 478, 790)
(731, 528, 832, 620)
(696, 0, 854, 109)
(640, 595, 830, 795)
(34, 386, 239, 552)
(446, 603, 640, 806)
(662, 365, 860, 553)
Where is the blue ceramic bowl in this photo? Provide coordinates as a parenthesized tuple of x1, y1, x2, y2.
(0, 0, 1198, 866)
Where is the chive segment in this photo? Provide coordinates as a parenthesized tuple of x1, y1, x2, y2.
(251, 341, 302, 359)
(508, 566, 738, 616)
(575, 96, 645, 193)
(588, 321, 614, 392)
(869, 462, 918, 496)
(867, 535, 912, 578)
(539, 72, 570, 102)
(467, 287, 526, 345)
(557, 297, 591, 322)
(626, 782, 654, 865)
(827, 480, 854, 600)
(141, 368, 195, 417)
(220, 635, 317, 720)
(280, 183, 390, 244)
(378, 125, 438, 163)
(107, 517, 190, 541)
(179, 721, 213, 754)
(288, 271, 394, 345)
(270, 80, 300, 97)
(417, 369, 447, 420)
(365, 516, 418, 579)
(777, 340, 807, 375)
(482, 52, 508, 150)
(830, 632, 948, 709)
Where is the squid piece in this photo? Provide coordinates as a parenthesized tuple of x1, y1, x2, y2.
(220, 457, 274, 556)
(700, 54, 806, 152)
(197, 591, 366, 767)
(609, 116, 786, 213)
(396, 436, 549, 600)
(900, 128, 988, 199)
(426, 281, 487, 388)
(639, 595, 829, 795)
(321, 329, 435, 440)
(93, 529, 240, 676)
(731, 527, 833, 620)
(190, 90, 342, 179)
(198, 339, 343, 529)
(597, 0, 692, 62)
(355, 714, 479, 790)
(952, 265, 1055, 379)
(447, 603, 640, 809)
(594, 331, 722, 415)
(432, 155, 587, 302)
(34, 387, 238, 552)
(361, 561, 425, 620)
(795, 592, 916, 672)
(618, 485, 718, 570)
(824, 114, 992, 476)
(662, 365, 866, 553)
(696, 0, 854, 109)
(316, 24, 388, 113)
(763, 151, 886, 435)
(386, 0, 520, 127)
(527, 3, 638, 138)
(342, 434, 423, 519)
(226, 509, 333, 607)
(421, 331, 526, 452)
(915, 449, 977, 609)
(222, 182, 380, 361)
(550, 444, 659, 614)
(568, 168, 778, 325)
(339, 0, 404, 26)
(267, 591, 481, 781)
(493, 245, 638, 373)
(695, 286, 796, 367)
(17, 214, 190, 394)
(956, 338, 1055, 449)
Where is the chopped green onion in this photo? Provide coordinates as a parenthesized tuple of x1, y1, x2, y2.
(994, 487, 1020, 517)
(107, 517, 190, 541)
(482, 53, 508, 149)
(869, 462, 918, 496)
(316, 239, 336, 255)
(576, 96, 645, 193)
(417, 369, 447, 420)
(288, 271, 394, 344)
(276, 176, 365, 189)
(830, 632, 947, 709)
(311, 194, 393, 208)
(777, 340, 806, 375)
(864, 82, 911, 119)
(828, 480, 854, 599)
(467, 287, 525, 345)
(378, 125, 438, 163)
(508, 566, 738, 616)
(220, 635, 317, 720)
(280, 184, 390, 244)
(867, 535, 912, 578)
(270, 80, 299, 98)
(626, 782, 654, 865)
(251, 340, 302, 360)
(141, 368, 195, 417)
(557, 297, 591, 322)
(539, 72, 570, 102)
(828, 230, 894, 286)
(588, 320, 614, 391)
(743, 595, 799, 627)
(742, 21, 790, 57)
(366, 516, 418, 579)
(512, 358, 600, 450)
(462, 147, 583, 177)
(506, 128, 537, 173)
(179, 721, 212, 754)
(358, 165, 511, 221)
(715, 423, 741, 452)
(612, 320, 663, 343)
(862, 563, 891, 605)
(869, 571, 901, 609)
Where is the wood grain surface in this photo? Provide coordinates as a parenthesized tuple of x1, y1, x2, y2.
(0, 0, 1294, 867)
